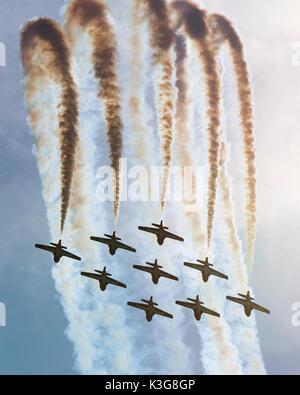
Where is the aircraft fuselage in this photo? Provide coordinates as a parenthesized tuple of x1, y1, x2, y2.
(99, 279, 107, 291)
(109, 244, 117, 255)
(201, 269, 210, 283)
(146, 310, 153, 322)
(156, 233, 165, 245)
(244, 301, 252, 317)
(194, 306, 203, 321)
(53, 250, 62, 263)
(151, 272, 160, 284)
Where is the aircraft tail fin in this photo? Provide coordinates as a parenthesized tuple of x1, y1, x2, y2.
(146, 260, 163, 269)
(95, 268, 112, 277)
(238, 292, 254, 300)
(152, 223, 160, 228)
(187, 295, 203, 304)
(152, 221, 169, 230)
(104, 232, 121, 241)
(197, 257, 213, 266)
(142, 297, 158, 306)
(51, 240, 67, 249)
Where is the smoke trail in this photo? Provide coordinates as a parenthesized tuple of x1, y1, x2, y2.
(110, 2, 193, 373)
(142, 0, 175, 212)
(126, 0, 153, 163)
(218, 141, 247, 285)
(174, 35, 190, 169)
(21, 18, 79, 234)
(173, 33, 205, 250)
(218, 139, 265, 374)
(20, 1, 262, 375)
(21, 17, 136, 373)
(211, 14, 256, 266)
(65, 0, 123, 221)
(170, 8, 240, 375)
(172, 1, 221, 250)
(172, 6, 262, 373)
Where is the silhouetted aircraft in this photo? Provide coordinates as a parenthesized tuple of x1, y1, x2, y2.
(90, 232, 136, 255)
(35, 240, 81, 263)
(133, 259, 179, 284)
(226, 291, 270, 317)
(81, 267, 126, 291)
(138, 220, 184, 245)
(184, 257, 228, 283)
(175, 295, 220, 321)
(127, 296, 173, 322)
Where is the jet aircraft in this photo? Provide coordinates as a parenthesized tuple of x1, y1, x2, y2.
(127, 296, 173, 322)
(175, 295, 220, 321)
(35, 240, 81, 263)
(138, 220, 184, 245)
(133, 259, 179, 284)
(90, 232, 136, 255)
(184, 257, 228, 283)
(226, 291, 270, 317)
(81, 267, 126, 291)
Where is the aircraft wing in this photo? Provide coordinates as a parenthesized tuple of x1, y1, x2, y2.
(226, 296, 246, 306)
(209, 268, 228, 280)
(251, 302, 270, 315)
(175, 301, 195, 310)
(153, 306, 173, 319)
(35, 244, 56, 253)
(61, 249, 81, 261)
(115, 241, 136, 253)
(127, 302, 148, 312)
(138, 226, 159, 235)
(133, 265, 153, 274)
(90, 236, 111, 245)
(158, 269, 178, 281)
(184, 262, 204, 272)
(163, 230, 184, 242)
(81, 272, 102, 281)
(108, 277, 127, 289)
(200, 305, 220, 317)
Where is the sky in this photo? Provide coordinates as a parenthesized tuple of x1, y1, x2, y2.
(0, 0, 300, 375)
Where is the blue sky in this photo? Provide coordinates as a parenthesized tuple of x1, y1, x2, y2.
(0, 0, 75, 374)
(0, 0, 300, 374)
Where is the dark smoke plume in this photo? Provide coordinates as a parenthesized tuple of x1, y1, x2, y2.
(65, 0, 123, 220)
(212, 13, 256, 264)
(21, 18, 79, 234)
(143, 0, 175, 211)
(173, 1, 221, 248)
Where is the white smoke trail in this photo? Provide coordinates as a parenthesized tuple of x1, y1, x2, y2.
(188, 43, 264, 374)
(170, 2, 265, 374)
(125, 0, 155, 163)
(23, 0, 266, 376)
(103, 0, 257, 375)
(101, 0, 193, 374)
(22, 18, 136, 373)
(168, 18, 243, 374)
(216, 138, 266, 375)
(208, 21, 265, 374)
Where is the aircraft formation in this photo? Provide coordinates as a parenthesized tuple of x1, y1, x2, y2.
(35, 220, 270, 322)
